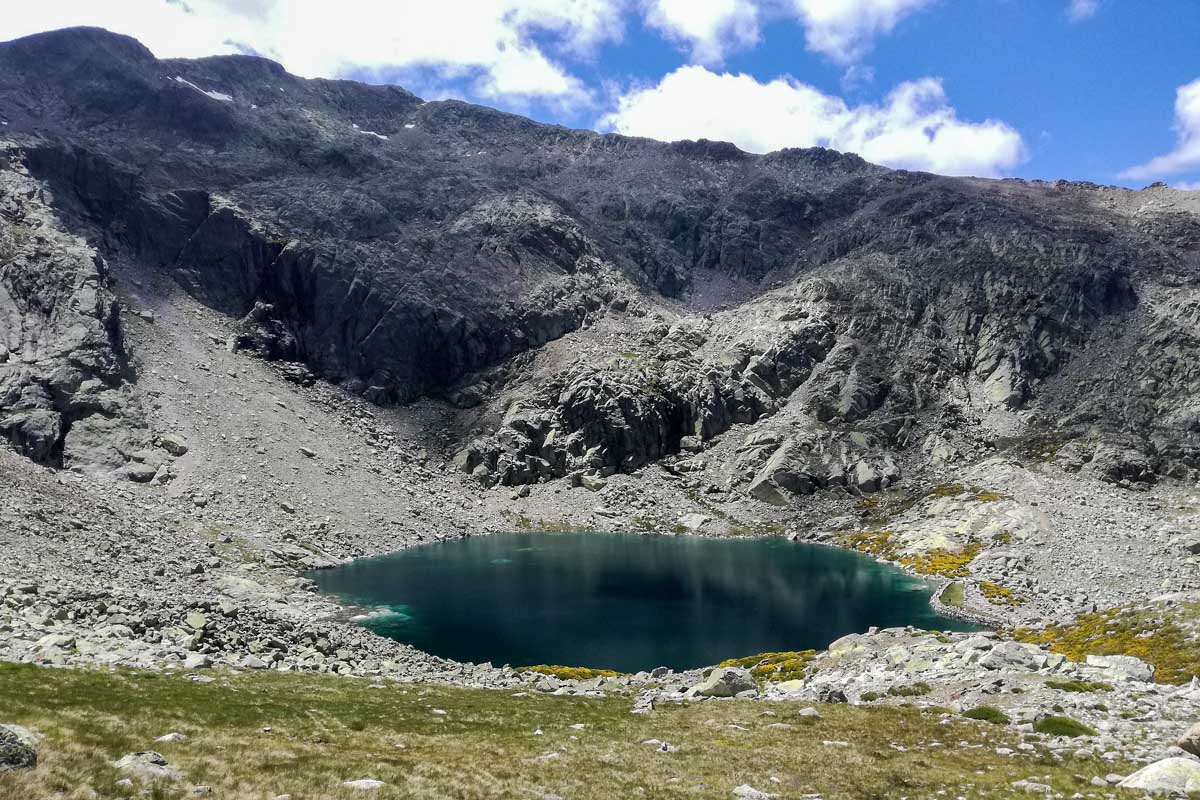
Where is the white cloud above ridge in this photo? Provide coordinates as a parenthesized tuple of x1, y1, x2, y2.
(788, 0, 934, 64)
(643, 0, 939, 66)
(642, 0, 760, 64)
(1120, 78, 1200, 181)
(602, 65, 1026, 177)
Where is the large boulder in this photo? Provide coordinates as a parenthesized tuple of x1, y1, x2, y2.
(113, 751, 182, 782)
(747, 443, 820, 505)
(1085, 654, 1155, 682)
(0, 727, 37, 772)
(1086, 442, 1155, 485)
(745, 431, 900, 505)
(979, 641, 1042, 672)
(689, 667, 756, 698)
(1117, 757, 1200, 794)
(1176, 721, 1200, 757)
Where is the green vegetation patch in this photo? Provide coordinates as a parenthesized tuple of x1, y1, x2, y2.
(901, 542, 981, 578)
(505, 511, 592, 533)
(1034, 716, 1098, 738)
(979, 581, 1025, 607)
(927, 485, 1011, 503)
(962, 706, 1011, 725)
(524, 665, 621, 681)
(719, 650, 819, 683)
(842, 531, 900, 560)
(0, 663, 1135, 800)
(1044, 680, 1112, 694)
(1012, 600, 1200, 685)
(842, 532, 982, 579)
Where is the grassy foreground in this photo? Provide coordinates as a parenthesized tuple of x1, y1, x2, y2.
(0, 663, 1129, 800)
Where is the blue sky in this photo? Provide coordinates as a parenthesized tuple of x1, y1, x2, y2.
(9, 1, 1200, 187)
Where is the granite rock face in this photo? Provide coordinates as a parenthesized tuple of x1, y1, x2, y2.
(0, 149, 144, 475)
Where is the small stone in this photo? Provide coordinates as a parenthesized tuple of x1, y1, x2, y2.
(0, 728, 37, 772)
(159, 434, 189, 456)
(689, 667, 756, 698)
(677, 513, 711, 531)
(113, 751, 182, 781)
(341, 779, 385, 791)
(183, 654, 211, 670)
(1010, 778, 1052, 793)
(1085, 653, 1155, 682)
(580, 475, 607, 492)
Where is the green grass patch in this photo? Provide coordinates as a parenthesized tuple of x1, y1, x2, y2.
(524, 665, 621, 681)
(962, 706, 1011, 725)
(1044, 680, 1112, 694)
(0, 663, 1135, 800)
(1033, 716, 1097, 738)
(927, 485, 1010, 503)
(940, 582, 964, 607)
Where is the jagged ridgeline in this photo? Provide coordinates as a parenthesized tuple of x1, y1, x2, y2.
(1, 26, 1198, 490)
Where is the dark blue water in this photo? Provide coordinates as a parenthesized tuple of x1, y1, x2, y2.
(308, 532, 979, 672)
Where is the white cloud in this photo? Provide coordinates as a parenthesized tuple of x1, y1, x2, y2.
(1120, 78, 1200, 181)
(1174, 181, 1200, 191)
(642, 0, 759, 64)
(1068, 0, 1100, 21)
(787, 0, 934, 64)
(602, 66, 1026, 177)
(5, 0, 626, 104)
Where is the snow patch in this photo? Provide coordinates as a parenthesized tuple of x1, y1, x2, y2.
(173, 76, 232, 103)
(352, 124, 389, 140)
(404, 123, 416, 129)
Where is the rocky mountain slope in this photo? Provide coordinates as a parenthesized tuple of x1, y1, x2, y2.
(4, 27, 1199, 497)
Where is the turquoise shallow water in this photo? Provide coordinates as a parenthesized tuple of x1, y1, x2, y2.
(308, 531, 980, 672)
